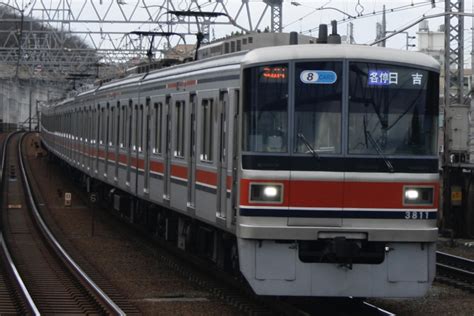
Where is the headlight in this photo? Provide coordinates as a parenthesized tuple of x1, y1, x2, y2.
(403, 186, 434, 205)
(405, 189, 419, 200)
(250, 183, 283, 203)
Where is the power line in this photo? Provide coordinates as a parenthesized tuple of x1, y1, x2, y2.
(296, 0, 443, 35)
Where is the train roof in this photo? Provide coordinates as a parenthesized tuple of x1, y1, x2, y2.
(242, 44, 440, 71)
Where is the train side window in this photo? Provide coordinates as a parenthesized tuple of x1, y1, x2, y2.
(70, 112, 74, 139)
(72, 112, 75, 139)
(153, 102, 163, 155)
(104, 106, 108, 145)
(79, 110, 82, 141)
(83, 109, 87, 142)
(131, 104, 136, 151)
(174, 101, 185, 158)
(99, 107, 102, 144)
(88, 111, 91, 142)
(94, 108, 98, 144)
(98, 105, 104, 145)
(72, 111, 76, 140)
(139, 104, 144, 152)
(69, 112, 71, 138)
(91, 110, 95, 143)
(200, 98, 214, 162)
(82, 109, 85, 142)
(116, 101, 120, 148)
(87, 107, 91, 143)
(77, 111, 80, 140)
(101, 107, 107, 145)
(110, 105, 114, 147)
(133, 104, 138, 151)
(127, 100, 133, 149)
(120, 105, 127, 148)
(106, 103, 110, 147)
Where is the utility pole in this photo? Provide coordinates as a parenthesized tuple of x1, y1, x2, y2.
(442, 0, 471, 237)
(347, 22, 354, 44)
(471, 1, 474, 163)
(381, 5, 386, 47)
(375, 6, 387, 47)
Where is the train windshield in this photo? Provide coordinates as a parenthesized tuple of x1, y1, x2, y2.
(243, 64, 288, 153)
(294, 61, 342, 154)
(243, 61, 439, 157)
(348, 62, 439, 156)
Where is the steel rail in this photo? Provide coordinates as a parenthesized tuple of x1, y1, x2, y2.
(362, 301, 396, 316)
(437, 251, 474, 284)
(0, 234, 40, 315)
(437, 263, 474, 284)
(0, 132, 40, 316)
(437, 251, 474, 271)
(17, 133, 126, 316)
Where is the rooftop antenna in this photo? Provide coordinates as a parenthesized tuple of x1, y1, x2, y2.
(168, 10, 228, 60)
(130, 31, 186, 63)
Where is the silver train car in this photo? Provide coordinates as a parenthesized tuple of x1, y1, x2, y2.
(41, 34, 440, 298)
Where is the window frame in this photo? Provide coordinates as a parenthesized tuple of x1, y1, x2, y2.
(200, 98, 214, 162)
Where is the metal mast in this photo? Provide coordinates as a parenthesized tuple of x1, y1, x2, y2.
(0, 0, 283, 80)
(263, 0, 283, 32)
(444, 0, 465, 105)
(443, 0, 471, 237)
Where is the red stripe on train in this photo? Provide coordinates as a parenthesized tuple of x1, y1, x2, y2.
(240, 178, 439, 209)
(171, 164, 187, 179)
(196, 169, 218, 186)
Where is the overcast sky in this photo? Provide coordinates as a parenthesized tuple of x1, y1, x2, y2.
(280, 0, 469, 49)
(8, 0, 474, 59)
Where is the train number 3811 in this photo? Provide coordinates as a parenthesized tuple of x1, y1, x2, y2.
(405, 211, 430, 220)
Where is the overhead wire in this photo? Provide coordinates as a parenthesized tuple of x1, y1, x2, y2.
(361, 4, 438, 45)
(293, 0, 444, 34)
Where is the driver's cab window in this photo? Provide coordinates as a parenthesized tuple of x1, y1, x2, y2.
(243, 64, 288, 153)
(294, 61, 342, 155)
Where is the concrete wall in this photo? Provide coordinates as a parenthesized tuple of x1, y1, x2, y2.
(0, 79, 66, 130)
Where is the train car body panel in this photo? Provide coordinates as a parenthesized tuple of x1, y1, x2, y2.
(40, 36, 441, 298)
(239, 239, 435, 297)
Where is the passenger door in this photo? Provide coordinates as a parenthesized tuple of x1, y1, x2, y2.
(163, 96, 172, 203)
(195, 90, 219, 223)
(217, 90, 228, 221)
(148, 96, 166, 204)
(187, 94, 197, 210)
(143, 98, 151, 195)
(169, 93, 189, 211)
(230, 89, 240, 225)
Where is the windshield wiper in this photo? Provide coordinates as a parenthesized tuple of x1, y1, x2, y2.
(363, 115, 394, 173)
(297, 132, 319, 159)
(364, 129, 395, 173)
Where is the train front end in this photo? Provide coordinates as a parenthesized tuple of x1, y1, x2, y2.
(236, 45, 440, 297)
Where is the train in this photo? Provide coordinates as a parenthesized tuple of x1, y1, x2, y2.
(40, 30, 440, 298)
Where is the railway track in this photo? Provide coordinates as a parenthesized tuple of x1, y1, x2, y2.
(284, 297, 395, 316)
(110, 200, 394, 315)
(436, 251, 474, 292)
(19, 132, 394, 316)
(0, 132, 39, 315)
(0, 132, 125, 315)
